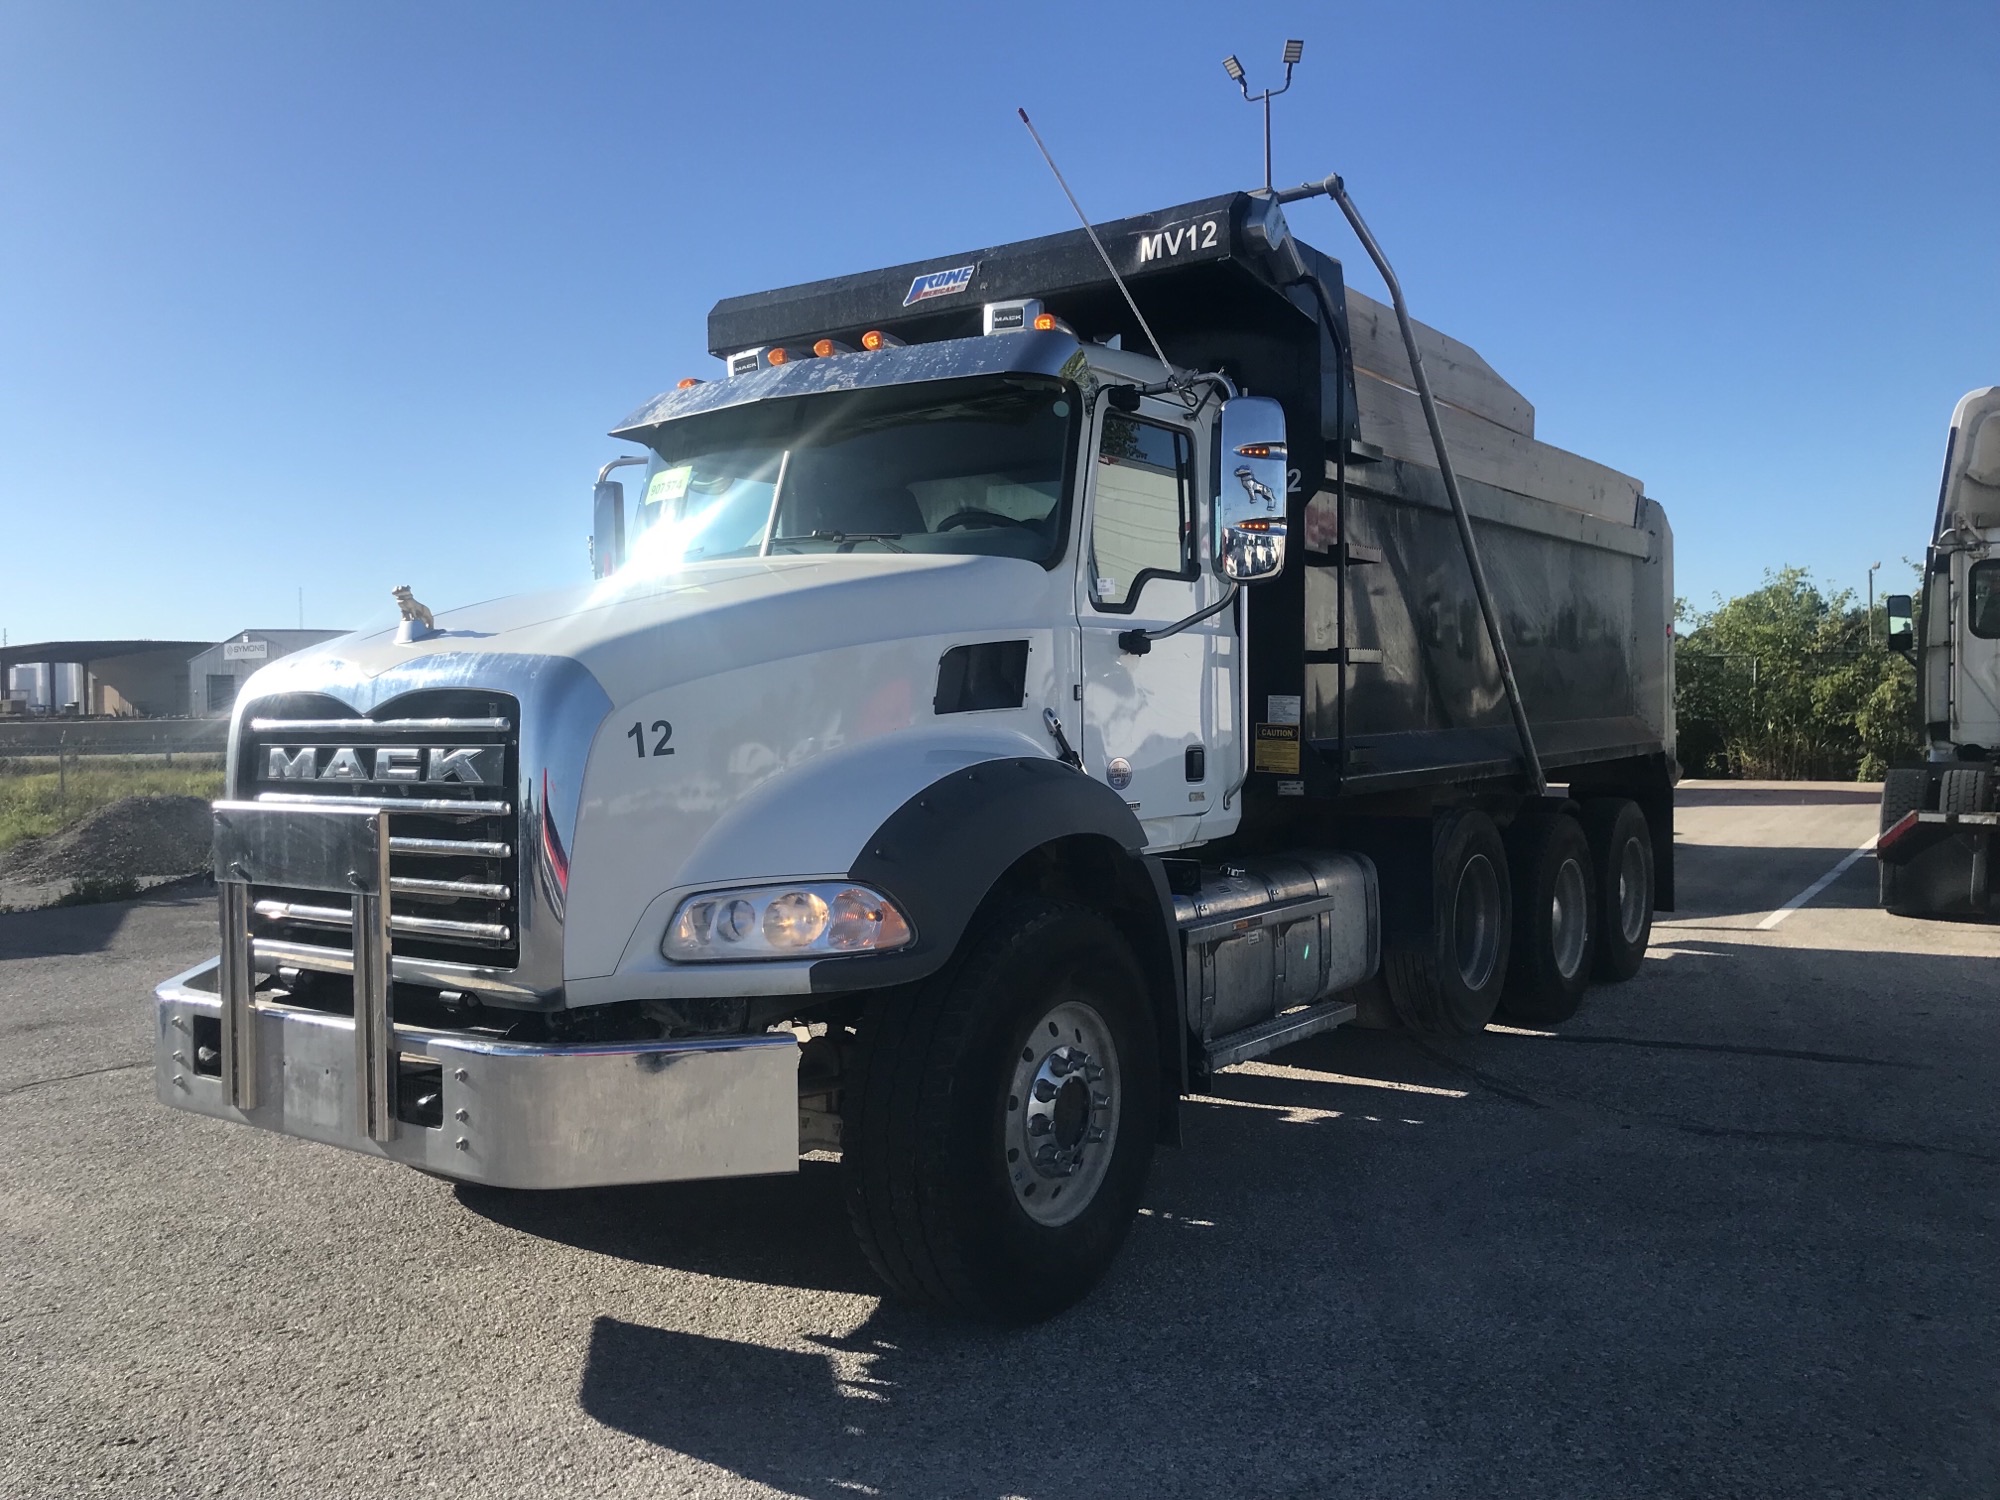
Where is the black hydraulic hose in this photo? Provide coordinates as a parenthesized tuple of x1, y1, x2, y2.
(1277, 174, 1548, 796)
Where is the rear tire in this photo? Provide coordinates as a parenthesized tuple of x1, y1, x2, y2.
(840, 898, 1158, 1323)
(1878, 767, 1929, 910)
(1498, 813, 1596, 1025)
(1383, 809, 1512, 1036)
(1938, 765, 1993, 814)
(1582, 799, 1653, 981)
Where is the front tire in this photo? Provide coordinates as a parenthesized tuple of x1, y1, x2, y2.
(841, 898, 1158, 1323)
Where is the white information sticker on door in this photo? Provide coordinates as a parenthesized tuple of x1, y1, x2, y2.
(1266, 695, 1302, 726)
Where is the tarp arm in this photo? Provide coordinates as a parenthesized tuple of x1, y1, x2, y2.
(1275, 173, 1547, 796)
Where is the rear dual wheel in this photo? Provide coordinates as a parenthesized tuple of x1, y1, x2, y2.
(1582, 798, 1654, 981)
(1498, 813, 1596, 1025)
(1878, 768, 1929, 911)
(1383, 809, 1513, 1036)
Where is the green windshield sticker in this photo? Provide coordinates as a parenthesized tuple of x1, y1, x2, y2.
(646, 466, 692, 505)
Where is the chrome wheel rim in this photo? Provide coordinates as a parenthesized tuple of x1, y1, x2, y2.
(1453, 853, 1503, 992)
(1550, 856, 1589, 981)
(1616, 837, 1648, 945)
(1005, 999, 1120, 1228)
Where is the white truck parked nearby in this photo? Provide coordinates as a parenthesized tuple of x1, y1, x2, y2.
(1877, 387, 2000, 919)
(156, 182, 1676, 1320)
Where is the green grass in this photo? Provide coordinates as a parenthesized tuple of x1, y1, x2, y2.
(0, 754, 225, 859)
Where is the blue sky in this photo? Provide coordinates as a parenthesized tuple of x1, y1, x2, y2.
(2, 1, 1994, 646)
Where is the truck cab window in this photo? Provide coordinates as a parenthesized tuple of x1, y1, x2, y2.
(1970, 560, 2000, 639)
(1089, 414, 1194, 611)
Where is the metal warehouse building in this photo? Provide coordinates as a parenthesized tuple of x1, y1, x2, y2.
(188, 630, 346, 717)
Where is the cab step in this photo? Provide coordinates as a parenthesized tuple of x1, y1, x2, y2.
(1202, 996, 1358, 1074)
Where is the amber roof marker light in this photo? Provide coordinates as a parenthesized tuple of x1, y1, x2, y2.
(859, 330, 906, 351)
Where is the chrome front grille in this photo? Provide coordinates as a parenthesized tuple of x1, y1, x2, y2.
(237, 694, 521, 971)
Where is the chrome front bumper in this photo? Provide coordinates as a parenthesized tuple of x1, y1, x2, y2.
(155, 958, 800, 1188)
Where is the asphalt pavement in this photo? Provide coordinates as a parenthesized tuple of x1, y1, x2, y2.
(3, 781, 1996, 1499)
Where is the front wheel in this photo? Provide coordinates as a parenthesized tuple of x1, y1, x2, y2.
(841, 898, 1158, 1322)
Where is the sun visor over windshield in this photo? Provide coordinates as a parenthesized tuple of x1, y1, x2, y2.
(611, 331, 1086, 444)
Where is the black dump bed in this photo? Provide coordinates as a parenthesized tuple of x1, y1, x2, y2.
(707, 193, 1675, 807)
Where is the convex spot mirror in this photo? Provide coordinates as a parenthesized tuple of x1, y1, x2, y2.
(1216, 396, 1288, 582)
(1885, 592, 1915, 654)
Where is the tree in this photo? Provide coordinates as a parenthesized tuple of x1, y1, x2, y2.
(1674, 567, 1917, 781)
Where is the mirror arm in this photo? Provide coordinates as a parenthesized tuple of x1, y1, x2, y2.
(1118, 583, 1240, 655)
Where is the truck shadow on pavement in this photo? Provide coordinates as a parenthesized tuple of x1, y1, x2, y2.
(456, 1162, 880, 1296)
(534, 929, 1999, 1500)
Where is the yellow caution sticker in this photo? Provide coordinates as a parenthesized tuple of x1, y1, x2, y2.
(1253, 723, 1301, 774)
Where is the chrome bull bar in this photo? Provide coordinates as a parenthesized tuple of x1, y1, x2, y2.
(213, 800, 396, 1142)
(180, 800, 803, 1189)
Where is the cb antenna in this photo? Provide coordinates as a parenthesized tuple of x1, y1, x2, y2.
(1223, 39, 1304, 192)
(1016, 107, 1174, 382)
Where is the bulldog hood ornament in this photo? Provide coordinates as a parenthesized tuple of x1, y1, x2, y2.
(392, 584, 438, 644)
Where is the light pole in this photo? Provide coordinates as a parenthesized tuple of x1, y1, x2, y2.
(1223, 39, 1305, 192)
(1867, 561, 1881, 642)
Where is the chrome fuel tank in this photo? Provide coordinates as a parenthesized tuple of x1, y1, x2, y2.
(1173, 851, 1379, 1042)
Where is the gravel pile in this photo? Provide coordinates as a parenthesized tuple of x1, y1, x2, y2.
(2, 795, 213, 884)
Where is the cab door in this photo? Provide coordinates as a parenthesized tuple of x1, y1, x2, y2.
(1953, 553, 2000, 746)
(1075, 397, 1240, 849)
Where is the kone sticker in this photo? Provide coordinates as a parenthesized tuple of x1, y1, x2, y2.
(904, 264, 977, 307)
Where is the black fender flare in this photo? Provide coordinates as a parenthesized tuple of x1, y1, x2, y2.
(809, 757, 1187, 1123)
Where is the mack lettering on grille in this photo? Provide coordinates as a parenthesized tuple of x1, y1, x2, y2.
(262, 745, 500, 784)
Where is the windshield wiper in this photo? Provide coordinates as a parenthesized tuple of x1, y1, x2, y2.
(769, 530, 910, 553)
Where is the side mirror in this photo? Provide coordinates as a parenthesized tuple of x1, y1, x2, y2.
(1884, 593, 1914, 655)
(591, 478, 626, 578)
(1215, 396, 1289, 583)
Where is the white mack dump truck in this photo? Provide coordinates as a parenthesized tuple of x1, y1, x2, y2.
(155, 185, 1676, 1320)
(1877, 387, 2000, 919)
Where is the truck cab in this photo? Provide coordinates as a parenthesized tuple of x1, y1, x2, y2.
(1877, 387, 2000, 916)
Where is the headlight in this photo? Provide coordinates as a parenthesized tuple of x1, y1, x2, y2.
(663, 882, 914, 962)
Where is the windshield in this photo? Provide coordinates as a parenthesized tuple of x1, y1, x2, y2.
(624, 377, 1077, 571)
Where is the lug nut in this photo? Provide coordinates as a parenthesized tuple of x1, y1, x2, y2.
(1033, 1079, 1058, 1102)
(1027, 1115, 1051, 1136)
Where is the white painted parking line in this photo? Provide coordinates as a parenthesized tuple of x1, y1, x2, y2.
(1755, 835, 1880, 930)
